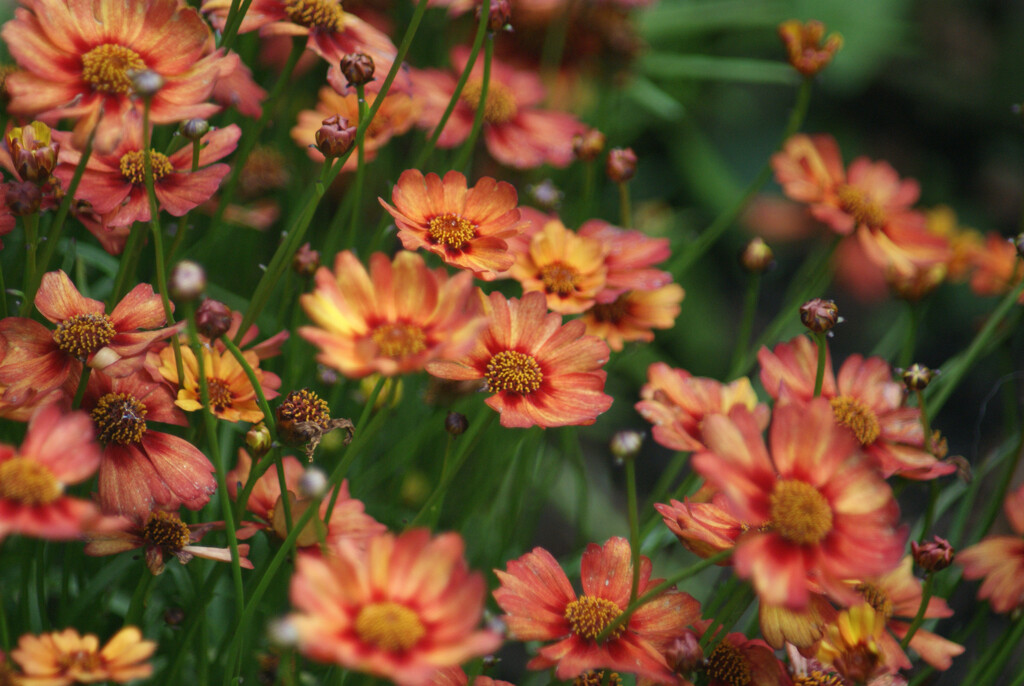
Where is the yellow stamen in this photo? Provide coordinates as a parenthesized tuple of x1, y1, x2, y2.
(354, 602, 425, 652)
(81, 44, 147, 95)
(461, 80, 518, 125)
(540, 262, 581, 296)
(0, 457, 62, 505)
(836, 184, 885, 229)
(52, 313, 116, 359)
(830, 395, 881, 446)
(372, 323, 427, 359)
(485, 350, 543, 394)
(143, 510, 190, 551)
(769, 479, 833, 545)
(428, 212, 476, 250)
(207, 379, 234, 413)
(91, 392, 148, 446)
(564, 595, 625, 641)
(855, 582, 893, 619)
(284, 0, 345, 31)
(706, 641, 752, 686)
(119, 149, 173, 184)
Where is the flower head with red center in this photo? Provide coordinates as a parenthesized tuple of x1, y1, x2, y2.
(2, 0, 234, 150)
(82, 371, 216, 518)
(10, 626, 155, 686)
(636, 362, 770, 453)
(380, 169, 527, 279)
(510, 218, 608, 314)
(493, 536, 701, 683)
(958, 482, 1024, 613)
(414, 48, 586, 169)
(580, 285, 685, 352)
(693, 399, 906, 610)
(758, 335, 956, 480)
(0, 405, 103, 541)
(0, 270, 181, 406)
(53, 111, 240, 228)
(300, 250, 487, 378)
(426, 291, 613, 428)
(288, 529, 502, 686)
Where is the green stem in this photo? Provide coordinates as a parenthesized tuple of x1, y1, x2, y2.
(71, 366, 92, 410)
(898, 301, 920, 370)
(219, 0, 255, 52)
(453, 32, 494, 173)
(108, 222, 147, 306)
(624, 458, 641, 604)
(165, 138, 202, 268)
(729, 273, 761, 374)
(345, 83, 369, 249)
(812, 331, 828, 398)
(617, 181, 632, 229)
(323, 376, 387, 522)
(973, 612, 1024, 686)
(898, 572, 933, 651)
(123, 570, 157, 627)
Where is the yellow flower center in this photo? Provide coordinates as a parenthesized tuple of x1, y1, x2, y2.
(855, 582, 893, 619)
(91, 392, 148, 446)
(769, 479, 833, 545)
(574, 672, 622, 686)
(540, 262, 581, 296)
(277, 389, 331, 426)
(0, 457, 62, 505)
(284, 0, 345, 31)
(119, 149, 173, 184)
(461, 80, 518, 125)
(564, 595, 624, 641)
(830, 395, 881, 446)
(52, 313, 116, 359)
(706, 641, 752, 686)
(354, 602, 425, 652)
(142, 510, 190, 551)
(485, 350, 543, 394)
(428, 212, 477, 250)
(81, 43, 147, 95)
(207, 379, 234, 413)
(58, 649, 102, 674)
(836, 184, 886, 229)
(794, 673, 845, 686)
(372, 323, 427, 359)
(590, 295, 629, 323)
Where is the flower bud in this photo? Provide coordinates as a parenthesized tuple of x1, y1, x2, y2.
(478, 0, 512, 32)
(195, 298, 233, 339)
(610, 430, 643, 464)
(315, 114, 357, 158)
(799, 298, 840, 333)
(7, 121, 59, 184)
(5, 180, 42, 216)
(169, 260, 206, 301)
(911, 536, 954, 572)
(179, 118, 211, 141)
(246, 423, 272, 458)
(445, 411, 469, 436)
(573, 129, 606, 162)
(340, 53, 375, 87)
(606, 147, 637, 183)
(297, 466, 329, 499)
(778, 19, 843, 77)
(292, 242, 321, 278)
(665, 631, 703, 674)
(901, 363, 935, 391)
(130, 69, 164, 97)
(740, 237, 775, 273)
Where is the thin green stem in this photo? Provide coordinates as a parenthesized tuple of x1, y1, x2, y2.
(71, 366, 92, 410)
(730, 273, 761, 374)
(812, 331, 828, 397)
(624, 459, 641, 604)
(323, 376, 387, 522)
(453, 32, 493, 173)
(123, 571, 156, 627)
(974, 613, 1024, 686)
(108, 222, 147, 306)
(898, 301, 921, 370)
(617, 182, 632, 229)
(219, 0, 255, 52)
(898, 573, 933, 651)
(345, 83, 369, 248)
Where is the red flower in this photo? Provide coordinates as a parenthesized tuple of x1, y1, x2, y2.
(493, 537, 701, 682)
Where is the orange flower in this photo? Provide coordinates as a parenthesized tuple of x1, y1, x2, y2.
(493, 537, 701, 682)
(758, 336, 955, 480)
(11, 627, 155, 686)
(697, 623, 791, 686)
(577, 219, 672, 303)
(816, 604, 893, 683)
(300, 250, 486, 378)
(380, 169, 526, 278)
(153, 344, 281, 423)
(426, 291, 613, 428)
(2, 0, 234, 150)
(693, 400, 905, 610)
(509, 219, 608, 314)
(430, 667, 514, 686)
(655, 495, 746, 562)
(84, 508, 254, 575)
(0, 405, 102, 542)
(580, 286, 685, 352)
(83, 371, 216, 518)
(636, 362, 770, 452)
(777, 19, 843, 77)
(968, 231, 1023, 301)
(288, 529, 502, 686)
(0, 270, 181, 407)
(958, 482, 1024, 613)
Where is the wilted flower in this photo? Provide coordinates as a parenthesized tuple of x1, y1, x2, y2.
(778, 19, 843, 77)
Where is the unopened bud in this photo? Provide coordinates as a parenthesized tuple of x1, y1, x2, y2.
(573, 129, 606, 162)
(246, 423, 272, 458)
(799, 298, 840, 333)
(740, 237, 775, 273)
(195, 298, 232, 339)
(131, 69, 164, 97)
(606, 147, 637, 183)
(478, 0, 512, 32)
(339, 53, 375, 87)
(169, 260, 206, 301)
(297, 466, 329, 499)
(179, 118, 211, 141)
(911, 536, 954, 572)
(7, 121, 59, 184)
(5, 180, 41, 216)
(445, 411, 469, 436)
(666, 631, 703, 674)
(315, 114, 357, 158)
(292, 242, 321, 277)
(610, 430, 643, 463)
(901, 363, 935, 391)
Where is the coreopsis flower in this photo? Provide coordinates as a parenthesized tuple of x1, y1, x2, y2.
(816, 604, 892, 683)
(10, 627, 155, 686)
(655, 494, 745, 561)
(958, 482, 1024, 613)
(778, 19, 843, 77)
(53, 112, 241, 228)
(430, 667, 514, 686)
(509, 218, 608, 314)
(2, 0, 234, 150)
(968, 231, 1023, 301)
(493, 537, 701, 682)
(300, 250, 486, 378)
(758, 336, 956, 480)
(414, 48, 587, 169)
(152, 344, 281, 423)
(846, 556, 964, 671)
(227, 449, 385, 548)
(636, 362, 770, 452)
(379, 169, 526, 278)
(577, 219, 672, 302)
(292, 84, 417, 170)
(288, 529, 502, 686)
(0, 270, 181, 405)
(787, 644, 908, 686)
(0, 406, 102, 541)
(692, 400, 905, 610)
(82, 371, 216, 518)
(426, 291, 613, 428)
(698, 623, 791, 686)
(84, 509, 254, 575)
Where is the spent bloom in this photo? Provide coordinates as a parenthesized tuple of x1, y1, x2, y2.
(11, 627, 156, 686)
(778, 19, 843, 77)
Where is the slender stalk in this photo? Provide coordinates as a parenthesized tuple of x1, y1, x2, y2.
(973, 613, 1024, 686)
(108, 222, 147, 306)
(323, 376, 387, 522)
(345, 83, 369, 248)
(898, 573, 934, 651)
(729, 272, 761, 374)
(453, 32, 494, 173)
(218, 0, 255, 52)
(617, 181, 632, 229)
(624, 458, 641, 604)
(812, 331, 828, 397)
(123, 571, 157, 627)
(71, 366, 92, 410)
(898, 301, 921, 370)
